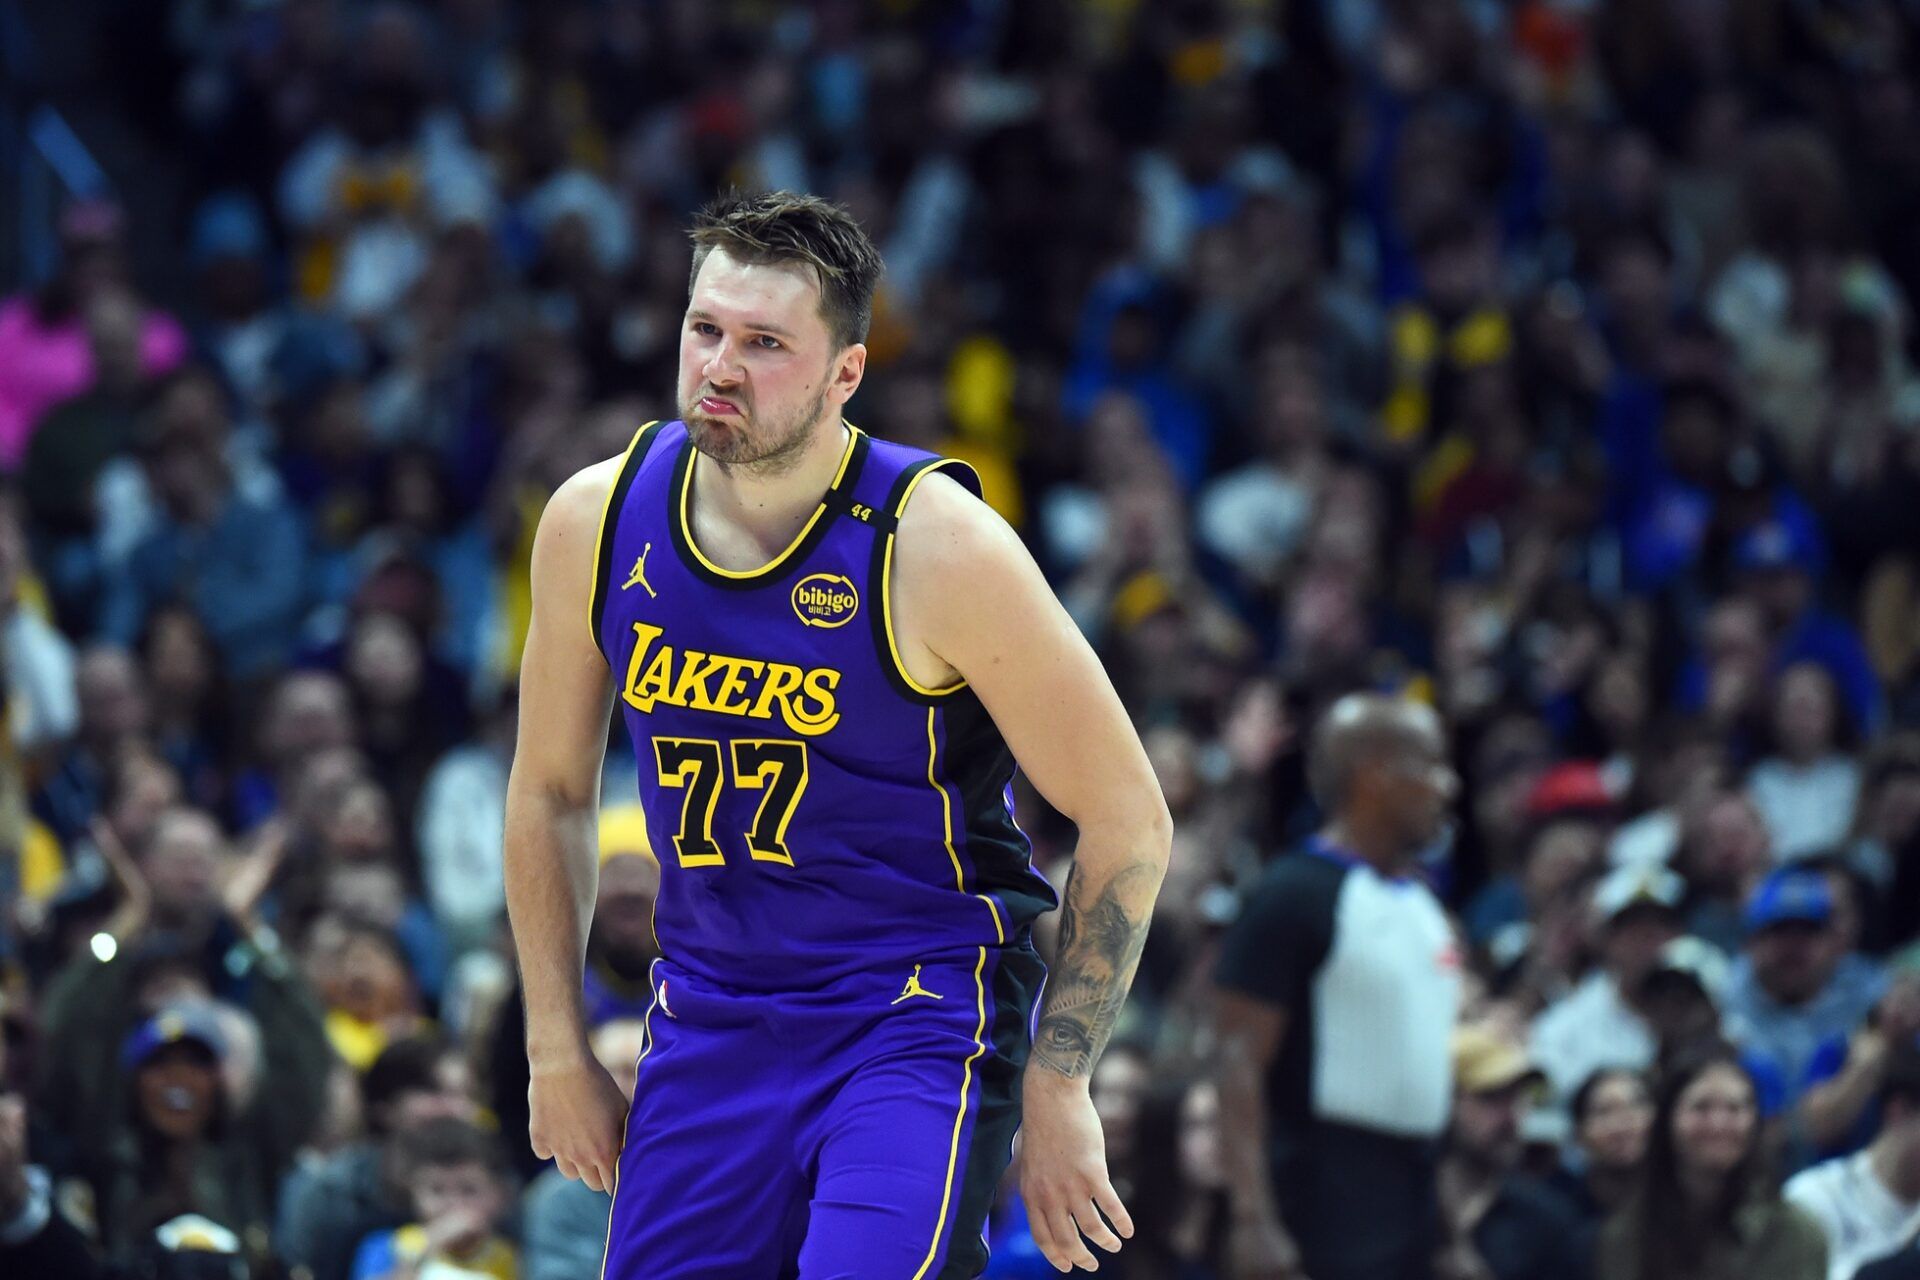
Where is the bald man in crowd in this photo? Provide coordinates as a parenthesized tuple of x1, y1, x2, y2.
(1214, 693, 1464, 1280)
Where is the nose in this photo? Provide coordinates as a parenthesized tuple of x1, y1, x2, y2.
(702, 335, 744, 387)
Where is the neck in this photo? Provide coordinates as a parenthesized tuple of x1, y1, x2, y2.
(1441, 1152, 1503, 1198)
(1587, 1163, 1636, 1208)
(1677, 1163, 1726, 1210)
(1324, 815, 1415, 875)
(695, 417, 847, 539)
(1870, 1137, 1920, 1204)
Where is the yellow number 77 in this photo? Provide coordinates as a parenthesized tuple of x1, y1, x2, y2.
(651, 738, 809, 868)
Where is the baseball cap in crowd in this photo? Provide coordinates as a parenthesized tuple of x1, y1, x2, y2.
(1452, 1025, 1545, 1095)
(121, 1006, 226, 1072)
(1733, 517, 1822, 578)
(1643, 935, 1731, 1002)
(1592, 865, 1686, 925)
(189, 193, 270, 268)
(1744, 867, 1834, 935)
(1525, 761, 1617, 821)
(599, 804, 656, 865)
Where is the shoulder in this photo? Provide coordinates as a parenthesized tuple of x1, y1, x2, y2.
(1782, 1158, 1844, 1213)
(1769, 1198, 1831, 1259)
(532, 453, 632, 569)
(892, 466, 1011, 571)
(890, 464, 1043, 630)
(1501, 1174, 1587, 1227)
(1220, 853, 1346, 952)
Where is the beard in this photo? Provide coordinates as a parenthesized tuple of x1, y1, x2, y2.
(681, 383, 829, 474)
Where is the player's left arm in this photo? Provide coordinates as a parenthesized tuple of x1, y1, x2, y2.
(896, 472, 1172, 1271)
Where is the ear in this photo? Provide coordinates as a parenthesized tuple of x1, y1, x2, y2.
(826, 343, 867, 409)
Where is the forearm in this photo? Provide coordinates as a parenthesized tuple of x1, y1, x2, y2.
(1217, 1031, 1282, 1224)
(1798, 1033, 1884, 1149)
(503, 772, 600, 1066)
(1029, 824, 1168, 1082)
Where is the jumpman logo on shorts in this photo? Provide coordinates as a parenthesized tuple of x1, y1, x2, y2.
(623, 543, 657, 598)
(891, 964, 943, 1005)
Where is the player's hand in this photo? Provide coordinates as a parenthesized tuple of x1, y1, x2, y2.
(1225, 1211, 1308, 1280)
(528, 1055, 627, 1193)
(1018, 1070, 1132, 1272)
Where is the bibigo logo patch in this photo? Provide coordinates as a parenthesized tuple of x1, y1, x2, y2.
(791, 573, 859, 628)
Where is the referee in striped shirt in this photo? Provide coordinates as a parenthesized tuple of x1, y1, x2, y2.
(1214, 694, 1464, 1280)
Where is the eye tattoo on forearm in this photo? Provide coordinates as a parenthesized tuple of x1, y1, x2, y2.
(1031, 861, 1157, 1079)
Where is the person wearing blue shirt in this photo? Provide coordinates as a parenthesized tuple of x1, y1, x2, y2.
(1724, 870, 1887, 1134)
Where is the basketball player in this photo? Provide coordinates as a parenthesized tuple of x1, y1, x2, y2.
(503, 190, 1172, 1277)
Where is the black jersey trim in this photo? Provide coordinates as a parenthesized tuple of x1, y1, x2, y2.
(588, 419, 663, 655)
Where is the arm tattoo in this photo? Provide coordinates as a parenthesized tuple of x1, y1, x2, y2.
(1031, 861, 1158, 1079)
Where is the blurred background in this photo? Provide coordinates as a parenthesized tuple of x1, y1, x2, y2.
(4, 0, 1920, 1278)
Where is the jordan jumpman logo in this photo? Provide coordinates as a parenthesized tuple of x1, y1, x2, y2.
(623, 542, 657, 597)
(891, 964, 943, 1004)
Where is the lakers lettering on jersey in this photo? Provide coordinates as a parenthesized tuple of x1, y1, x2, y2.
(618, 620, 842, 736)
(587, 419, 1056, 992)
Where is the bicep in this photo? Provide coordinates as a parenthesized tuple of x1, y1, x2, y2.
(899, 481, 1165, 835)
(512, 470, 618, 806)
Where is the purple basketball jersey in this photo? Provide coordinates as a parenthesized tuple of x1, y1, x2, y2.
(589, 419, 1057, 993)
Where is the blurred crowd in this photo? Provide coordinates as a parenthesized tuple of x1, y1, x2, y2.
(4, 0, 1920, 1277)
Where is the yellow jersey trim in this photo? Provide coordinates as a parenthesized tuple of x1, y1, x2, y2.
(588, 420, 660, 647)
(677, 423, 862, 580)
(911, 946, 990, 1280)
(883, 461, 971, 698)
(597, 957, 661, 1280)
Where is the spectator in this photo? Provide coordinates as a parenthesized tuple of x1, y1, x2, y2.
(1794, 971, 1920, 1159)
(1596, 1046, 1826, 1280)
(0, 485, 79, 762)
(1215, 693, 1461, 1280)
(276, 1034, 478, 1280)
(97, 367, 307, 679)
(1675, 791, 1774, 955)
(1547, 1068, 1654, 1229)
(1724, 868, 1888, 1119)
(0, 200, 188, 468)
(88, 1005, 274, 1265)
(347, 1117, 516, 1280)
(1735, 518, 1885, 739)
(1854, 736, 1920, 937)
(1531, 865, 1687, 1099)
(1434, 1025, 1590, 1280)
(520, 1017, 646, 1280)
(1748, 664, 1863, 863)
(0, 1025, 104, 1277)
(487, 816, 658, 1182)
(306, 919, 430, 1072)
(23, 289, 153, 620)
(416, 691, 514, 956)
(1638, 937, 1737, 1077)
(137, 603, 230, 813)
(1786, 1034, 1920, 1280)
(36, 807, 328, 1181)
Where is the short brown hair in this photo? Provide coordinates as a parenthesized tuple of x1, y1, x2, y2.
(688, 190, 884, 351)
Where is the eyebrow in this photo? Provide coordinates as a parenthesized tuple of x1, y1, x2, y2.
(686, 309, 797, 340)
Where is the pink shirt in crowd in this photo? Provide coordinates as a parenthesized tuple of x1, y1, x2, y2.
(0, 295, 189, 470)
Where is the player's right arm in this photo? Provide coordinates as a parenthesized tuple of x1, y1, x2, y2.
(504, 457, 628, 1194)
